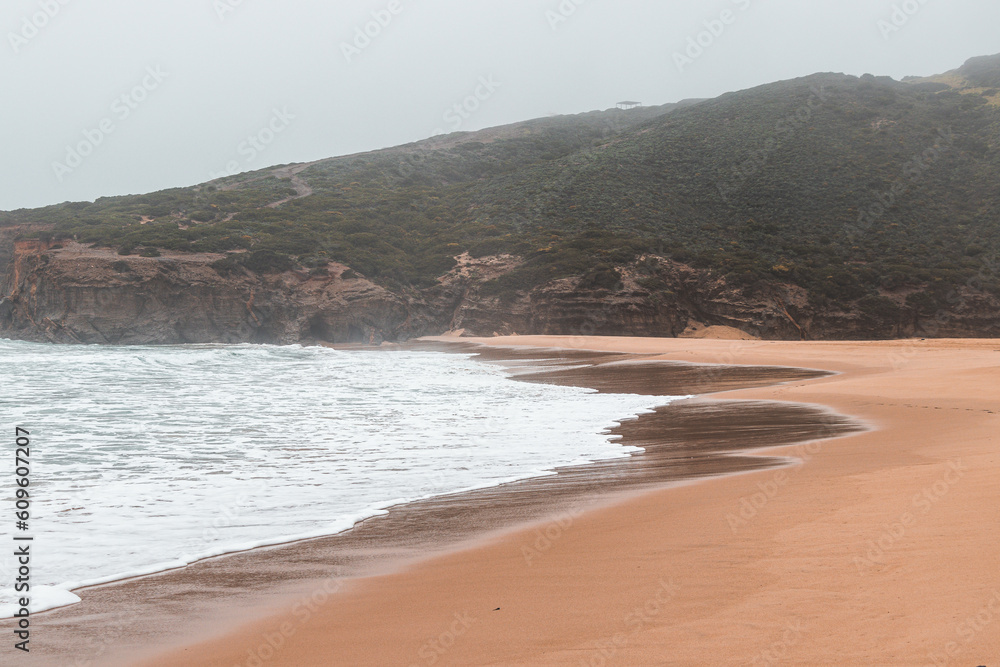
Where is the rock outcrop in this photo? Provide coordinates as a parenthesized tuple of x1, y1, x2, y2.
(2, 240, 998, 345)
(0, 241, 453, 345)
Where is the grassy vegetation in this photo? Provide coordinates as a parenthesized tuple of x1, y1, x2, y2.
(3, 57, 998, 312)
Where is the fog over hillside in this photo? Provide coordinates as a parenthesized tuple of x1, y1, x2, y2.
(2, 0, 999, 210)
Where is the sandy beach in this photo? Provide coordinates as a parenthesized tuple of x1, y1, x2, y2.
(124, 335, 999, 666)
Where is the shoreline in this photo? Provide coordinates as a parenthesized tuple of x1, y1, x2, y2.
(3, 338, 862, 666)
(139, 336, 1000, 666)
(62, 344, 833, 585)
(0, 341, 674, 622)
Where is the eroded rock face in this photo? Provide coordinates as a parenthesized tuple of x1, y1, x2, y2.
(1, 242, 998, 345)
(0, 242, 452, 345)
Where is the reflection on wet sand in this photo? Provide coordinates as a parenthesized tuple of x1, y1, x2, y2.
(24, 342, 862, 665)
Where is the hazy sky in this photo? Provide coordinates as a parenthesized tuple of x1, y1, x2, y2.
(2, 0, 998, 211)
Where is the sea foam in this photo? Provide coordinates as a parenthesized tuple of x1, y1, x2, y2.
(0, 341, 675, 615)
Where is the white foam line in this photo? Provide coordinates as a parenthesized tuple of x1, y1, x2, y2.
(2, 398, 679, 619)
(1, 340, 685, 619)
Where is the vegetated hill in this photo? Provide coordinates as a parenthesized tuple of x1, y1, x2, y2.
(1, 55, 999, 344)
(0, 103, 687, 283)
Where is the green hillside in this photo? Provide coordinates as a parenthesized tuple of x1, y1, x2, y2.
(4, 55, 999, 322)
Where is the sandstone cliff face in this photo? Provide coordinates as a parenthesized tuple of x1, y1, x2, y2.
(0, 242, 456, 345)
(1, 241, 998, 345)
(446, 260, 844, 340)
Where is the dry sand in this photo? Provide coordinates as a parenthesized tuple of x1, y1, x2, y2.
(140, 336, 1000, 666)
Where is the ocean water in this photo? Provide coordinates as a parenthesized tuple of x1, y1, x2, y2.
(0, 340, 676, 616)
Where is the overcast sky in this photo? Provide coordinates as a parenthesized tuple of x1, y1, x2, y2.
(1, 0, 998, 211)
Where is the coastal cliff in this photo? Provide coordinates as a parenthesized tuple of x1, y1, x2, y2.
(3, 55, 999, 344)
(0, 241, 434, 344)
(2, 240, 997, 344)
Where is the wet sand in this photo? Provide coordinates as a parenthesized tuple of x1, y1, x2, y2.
(4, 341, 863, 666)
(16, 337, 1000, 665)
(142, 336, 1000, 666)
